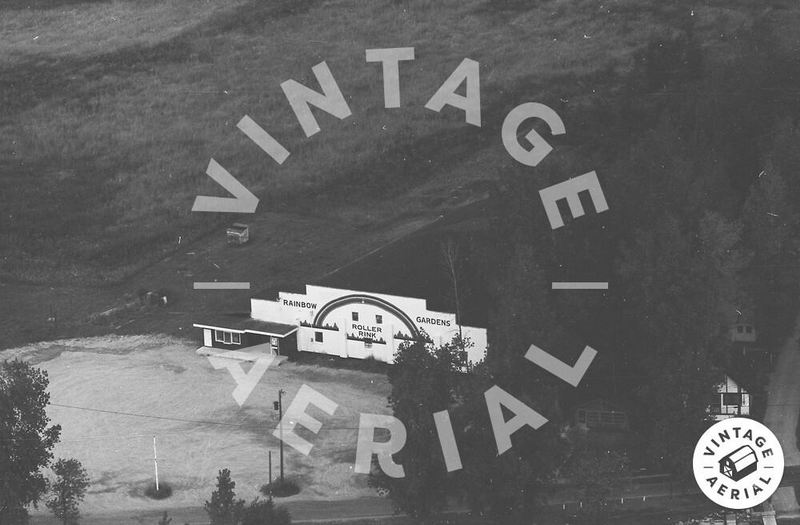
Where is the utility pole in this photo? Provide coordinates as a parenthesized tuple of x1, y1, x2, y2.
(268, 450, 272, 486)
(275, 389, 285, 482)
(153, 435, 159, 492)
(440, 238, 463, 338)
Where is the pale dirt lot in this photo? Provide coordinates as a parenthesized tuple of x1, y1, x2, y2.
(3, 335, 390, 515)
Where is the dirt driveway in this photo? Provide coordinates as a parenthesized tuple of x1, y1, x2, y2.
(764, 316, 800, 516)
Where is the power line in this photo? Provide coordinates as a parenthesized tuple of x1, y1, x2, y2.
(48, 402, 364, 430)
(51, 402, 252, 428)
(0, 402, 366, 444)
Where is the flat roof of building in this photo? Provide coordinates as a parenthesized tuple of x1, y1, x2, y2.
(194, 314, 298, 337)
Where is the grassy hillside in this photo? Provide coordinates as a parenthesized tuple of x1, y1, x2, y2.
(0, 0, 780, 284)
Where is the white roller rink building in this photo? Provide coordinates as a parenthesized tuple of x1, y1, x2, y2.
(195, 284, 488, 365)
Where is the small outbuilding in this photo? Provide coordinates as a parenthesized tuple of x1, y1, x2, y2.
(730, 321, 756, 344)
(574, 398, 629, 431)
(226, 223, 250, 245)
(194, 315, 298, 359)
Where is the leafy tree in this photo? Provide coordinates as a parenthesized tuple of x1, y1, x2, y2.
(559, 429, 628, 525)
(375, 336, 466, 522)
(614, 211, 748, 475)
(240, 498, 291, 525)
(45, 458, 90, 525)
(439, 232, 569, 524)
(0, 360, 62, 523)
(204, 469, 245, 525)
(742, 158, 800, 345)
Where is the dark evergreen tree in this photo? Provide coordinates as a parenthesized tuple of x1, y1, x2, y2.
(45, 459, 90, 525)
(204, 469, 245, 525)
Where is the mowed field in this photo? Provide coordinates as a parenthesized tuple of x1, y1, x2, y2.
(4, 335, 390, 514)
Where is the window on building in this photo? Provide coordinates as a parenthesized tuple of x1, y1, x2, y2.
(364, 340, 372, 349)
(376, 314, 383, 324)
(315, 331, 324, 343)
(722, 393, 741, 406)
(352, 312, 359, 321)
(746, 326, 753, 334)
(737, 325, 744, 333)
(215, 330, 241, 345)
(577, 410, 586, 423)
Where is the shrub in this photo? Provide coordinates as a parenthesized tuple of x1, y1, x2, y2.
(293, 352, 388, 374)
(240, 498, 291, 525)
(260, 479, 300, 498)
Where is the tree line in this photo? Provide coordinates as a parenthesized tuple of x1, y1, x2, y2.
(378, 17, 800, 525)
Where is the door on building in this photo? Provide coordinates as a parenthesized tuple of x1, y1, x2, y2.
(203, 329, 212, 347)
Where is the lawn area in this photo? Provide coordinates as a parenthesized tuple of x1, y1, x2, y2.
(0, 0, 771, 284)
(4, 335, 391, 514)
(1, 0, 793, 356)
(0, 0, 247, 63)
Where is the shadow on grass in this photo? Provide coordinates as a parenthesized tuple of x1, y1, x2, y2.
(128, 479, 177, 500)
(144, 481, 173, 500)
(261, 478, 300, 498)
(293, 353, 390, 374)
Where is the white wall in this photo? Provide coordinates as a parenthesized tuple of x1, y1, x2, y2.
(251, 285, 488, 365)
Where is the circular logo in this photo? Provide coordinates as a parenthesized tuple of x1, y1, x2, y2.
(693, 417, 784, 509)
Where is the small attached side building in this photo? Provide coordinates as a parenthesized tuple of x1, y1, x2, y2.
(194, 317, 297, 359)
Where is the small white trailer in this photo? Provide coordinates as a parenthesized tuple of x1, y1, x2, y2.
(226, 223, 250, 245)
